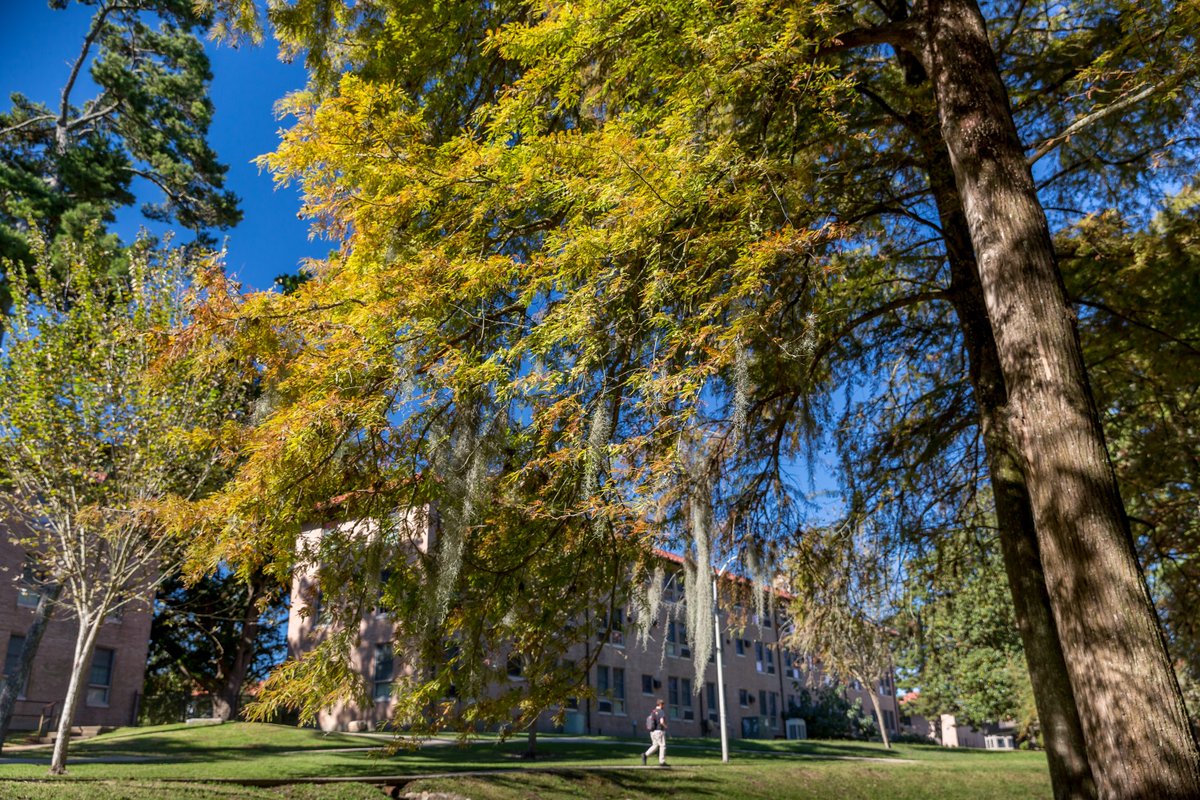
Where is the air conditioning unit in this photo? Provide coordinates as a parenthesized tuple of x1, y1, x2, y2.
(653, 679, 662, 689)
(786, 718, 807, 740)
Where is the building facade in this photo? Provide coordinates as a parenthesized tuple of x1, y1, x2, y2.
(1, 540, 152, 732)
(288, 521, 901, 740)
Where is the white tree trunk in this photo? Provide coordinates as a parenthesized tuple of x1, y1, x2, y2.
(48, 613, 102, 775)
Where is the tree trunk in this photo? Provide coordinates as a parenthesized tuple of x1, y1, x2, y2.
(864, 684, 892, 749)
(0, 583, 61, 753)
(915, 112, 1097, 799)
(524, 726, 538, 758)
(920, 0, 1200, 794)
(49, 613, 102, 775)
(211, 581, 265, 721)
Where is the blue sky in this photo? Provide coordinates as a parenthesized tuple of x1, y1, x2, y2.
(0, 2, 327, 291)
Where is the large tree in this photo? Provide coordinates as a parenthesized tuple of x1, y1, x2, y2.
(0, 0, 242, 745)
(195, 0, 1200, 794)
(144, 567, 287, 721)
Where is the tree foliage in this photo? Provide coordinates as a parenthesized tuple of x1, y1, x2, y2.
(191, 1, 1200, 790)
(0, 0, 240, 315)
(783, 519, 899, 748)
(144, 567, 288, 722)
(0, 234, 248, 772)
(896, 529, 1036, 736)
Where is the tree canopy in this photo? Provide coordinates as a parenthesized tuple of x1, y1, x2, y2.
(188, 0, 1200, 794)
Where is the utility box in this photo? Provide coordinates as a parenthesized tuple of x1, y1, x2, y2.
(786, 718, 807, 740)
(562, 710, 585, 735)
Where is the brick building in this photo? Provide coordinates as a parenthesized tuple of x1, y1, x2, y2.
(288, 518, 901, 739)
(0, 539, 152, 732)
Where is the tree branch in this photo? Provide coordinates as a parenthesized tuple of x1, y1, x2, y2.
(0, 114, 56, 138)
(1027, 83, 1160, 166)
(807, 289, 952, 373)
(821, 22, 920, 55)
(59, 2, 131, 135)
(1071, 297, 1200, 358)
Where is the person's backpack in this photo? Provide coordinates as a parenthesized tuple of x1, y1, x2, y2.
(645, 712, 655, 731)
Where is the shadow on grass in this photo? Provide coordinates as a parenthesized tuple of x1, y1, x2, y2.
(406, 768, 732, 799)
(36, 724, 919, 781)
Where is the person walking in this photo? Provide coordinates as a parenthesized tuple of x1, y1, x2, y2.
(642, 698, 668, 766)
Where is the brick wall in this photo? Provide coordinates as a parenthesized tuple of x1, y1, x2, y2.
(1, 540, 152, 731)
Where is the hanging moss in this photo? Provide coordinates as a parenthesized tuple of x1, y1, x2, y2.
(745, 541, 768, 624)
(685, 491, 714, 694)
(635, 564, 665, 649)
(427, 414, 488, 628)
(583, 389, 611, 500)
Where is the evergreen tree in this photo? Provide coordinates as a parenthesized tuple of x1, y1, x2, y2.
(0, 0, 241, 320)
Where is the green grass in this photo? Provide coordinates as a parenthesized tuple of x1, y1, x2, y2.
(0, 722, 1053, 799)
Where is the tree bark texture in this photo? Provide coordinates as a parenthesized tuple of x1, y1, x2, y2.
(916, 115, 1097, 799)
(919, 0, 1200, 795)
(0, 583, 61, 753)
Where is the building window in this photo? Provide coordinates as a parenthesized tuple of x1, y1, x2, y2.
(17, 561, 46, 609)
(307, 587, 331, 626)
(4, 635, 27, 698)
(87, 647, 114, 706)
(884, 709, 896, 732)
(373, 643, 395, 701)
(735, 638, 746, 656)
(768, 691, 779, 728)
(755, 641, 765, 672)
(766, 646, 775, 675)
(663, 571, 685, 603)
(642, 673, 654, 696)
(738, 688, 749, 707)
(597, 666, 626, 715)
(506, 653, 524, 680)
(606, 608, 625, 647)
(374, 569, 392, 615)
(666, 621, 690, 659)
(784, 651, 802, 681)
(706, 682, 718, 722)
(668, 676, 694, 721)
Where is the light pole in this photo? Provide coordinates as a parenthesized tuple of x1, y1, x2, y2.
(712, 554, 738, 763)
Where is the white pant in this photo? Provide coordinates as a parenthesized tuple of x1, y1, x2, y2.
(644, 729, 667, 763)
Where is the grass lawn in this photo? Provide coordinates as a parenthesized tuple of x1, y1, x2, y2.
(0, 722, 1052, 799)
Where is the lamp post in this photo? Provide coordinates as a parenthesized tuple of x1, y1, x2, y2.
(712, 554, 738, 763)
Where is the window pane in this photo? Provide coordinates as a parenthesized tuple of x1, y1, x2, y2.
(374, 643, 395, 681)
(4, 635, 25, 677)
(89, 648, 114, 686)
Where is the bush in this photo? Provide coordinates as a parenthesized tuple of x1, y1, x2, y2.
(786, 687, 877, 740)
